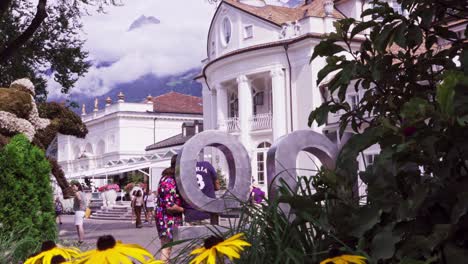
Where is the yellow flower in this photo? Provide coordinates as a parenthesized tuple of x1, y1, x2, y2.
(320, 254, 367, 264)
(24, 241, 80, 264)
(144, 260, 165, 264)
(73, 235, 154, 264)
(190, 233, 251, 264)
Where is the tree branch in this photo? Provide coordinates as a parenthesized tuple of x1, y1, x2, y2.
(0, 0, 13, 20)
(0, 0, 48, 64)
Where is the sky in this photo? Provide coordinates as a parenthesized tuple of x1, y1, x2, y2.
(48, 0, 217, 99)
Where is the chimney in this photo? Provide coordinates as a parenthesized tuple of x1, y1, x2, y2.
(105, 96, 112, 106)
(117, 92, 125, 103)
(146, 94, 153, 104)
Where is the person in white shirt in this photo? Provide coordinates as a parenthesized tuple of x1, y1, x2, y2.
(144, 190, 156, 224)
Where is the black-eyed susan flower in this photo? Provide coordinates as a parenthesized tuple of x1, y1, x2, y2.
(319, 254, 367, 264)
(73, 235, 154, 264)
(24, 240, 80, 264)
(190, 233, 251, 264)
(144, 260, 165, 264)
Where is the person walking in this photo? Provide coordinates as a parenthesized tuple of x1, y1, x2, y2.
(144, 190, 156, 224)
(133, 190, 144, 228)
(54, 196, 64, 225)
(155, 156, 184, 262)
(71, 182, 87, 244)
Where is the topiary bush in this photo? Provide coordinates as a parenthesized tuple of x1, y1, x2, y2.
(0, 134, 56, 262)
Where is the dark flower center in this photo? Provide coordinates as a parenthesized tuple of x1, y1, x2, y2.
(51, 255, 66, 264)
(327, 246, 341, 258)
(97, 235, 116, 251)
(41, 240, 57, 251)
(204, 236, 224, 249)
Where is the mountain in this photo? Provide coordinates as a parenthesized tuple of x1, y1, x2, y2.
(68, 68, 202, 114)
(128, 15, 161, 31)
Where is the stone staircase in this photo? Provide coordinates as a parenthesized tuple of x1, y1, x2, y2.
(89, 201, 144, 221)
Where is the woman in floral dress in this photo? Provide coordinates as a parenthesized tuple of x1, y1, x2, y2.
(155, 164, 184, 262)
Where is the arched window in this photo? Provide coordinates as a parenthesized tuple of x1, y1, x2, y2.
(255, 141, 271, 185)
(221, 17, 232, 46)
(85, 143, 93, 155)
(74, 146, 81, 159)
(96, 140, 105, 156)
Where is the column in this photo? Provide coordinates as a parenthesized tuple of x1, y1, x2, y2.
(237, 74, 253, 146)
(201, 84, 212, 129)
(216, 84, 228, 131)
(210, 89, 217, 129)
(270, 67, 287, 140)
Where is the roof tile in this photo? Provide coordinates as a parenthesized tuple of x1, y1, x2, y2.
(223, 0, 344, 25)
(152, 92, 203, 114)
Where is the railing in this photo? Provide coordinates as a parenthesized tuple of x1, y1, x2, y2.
(250, 113, 272, 131)
(221, 117, 240, 133)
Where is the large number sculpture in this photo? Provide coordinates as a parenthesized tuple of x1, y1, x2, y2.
(0, 78, 88, 198)
(174, 129, 341, 239)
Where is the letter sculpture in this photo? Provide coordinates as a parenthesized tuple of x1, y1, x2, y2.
(173, 129, 346, 239)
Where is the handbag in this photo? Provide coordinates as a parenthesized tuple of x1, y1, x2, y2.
(85, 207, 91, 218)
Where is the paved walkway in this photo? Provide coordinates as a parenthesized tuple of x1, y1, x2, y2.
(58, 215, 162, 255)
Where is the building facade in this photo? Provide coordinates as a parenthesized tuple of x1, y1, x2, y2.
(57, 92, 203, 190)
(196, 0, 385, 193)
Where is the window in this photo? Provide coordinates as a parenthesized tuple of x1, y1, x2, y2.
(252, 89, 264, 116)
(364, 154, 377, 167)
(257, 152, 265, 184)
(229, 93, 239, 118)
(211, 41, 215, 56)
(243, 25, 253, 39)
(221, 17, 232, 46)
(390, 0, 403, 14)
(347, 94, 360, 110)
(255, 142, 271, 185)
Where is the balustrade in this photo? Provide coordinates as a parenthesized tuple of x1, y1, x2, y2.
(249, 113, 272, 131)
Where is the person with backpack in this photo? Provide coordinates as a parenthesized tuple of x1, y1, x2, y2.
(54, 196, 64, 225)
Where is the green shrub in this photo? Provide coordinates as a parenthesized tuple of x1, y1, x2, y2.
(0, 134, 56, 262)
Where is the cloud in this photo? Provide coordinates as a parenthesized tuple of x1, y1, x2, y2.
(48, 0, 216, 98)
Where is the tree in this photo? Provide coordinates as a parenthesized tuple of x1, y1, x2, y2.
(0, 134, 56, 261)
(0, 0, 122, 101)
(300, 0, 468, 263)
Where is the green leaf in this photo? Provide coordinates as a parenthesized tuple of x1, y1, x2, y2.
(351, 21, 377, 39)
(308, 104, 330, 127)
(401, 97, 432, 122)
(407, 25, 423, 48)
(316, 59, 342, 86)
(375, 24, 395, 51)
(310, 39, 345, 62)
(361, 5, 389, 18)
(419, 8, 434, 29)
(436, 72, 459, 116)
(461, 48, 468, 75)
(350, 206, 382, 237)
(370, 224, 401, 260)
(393, 22, 408, 49)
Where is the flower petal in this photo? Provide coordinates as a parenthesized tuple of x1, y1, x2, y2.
(215, 245, 241, 260)
(207, 248, 217, 264)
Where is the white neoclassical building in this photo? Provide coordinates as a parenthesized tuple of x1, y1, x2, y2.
(195, 0, 391, 193)
(56, 92, 203, 190)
